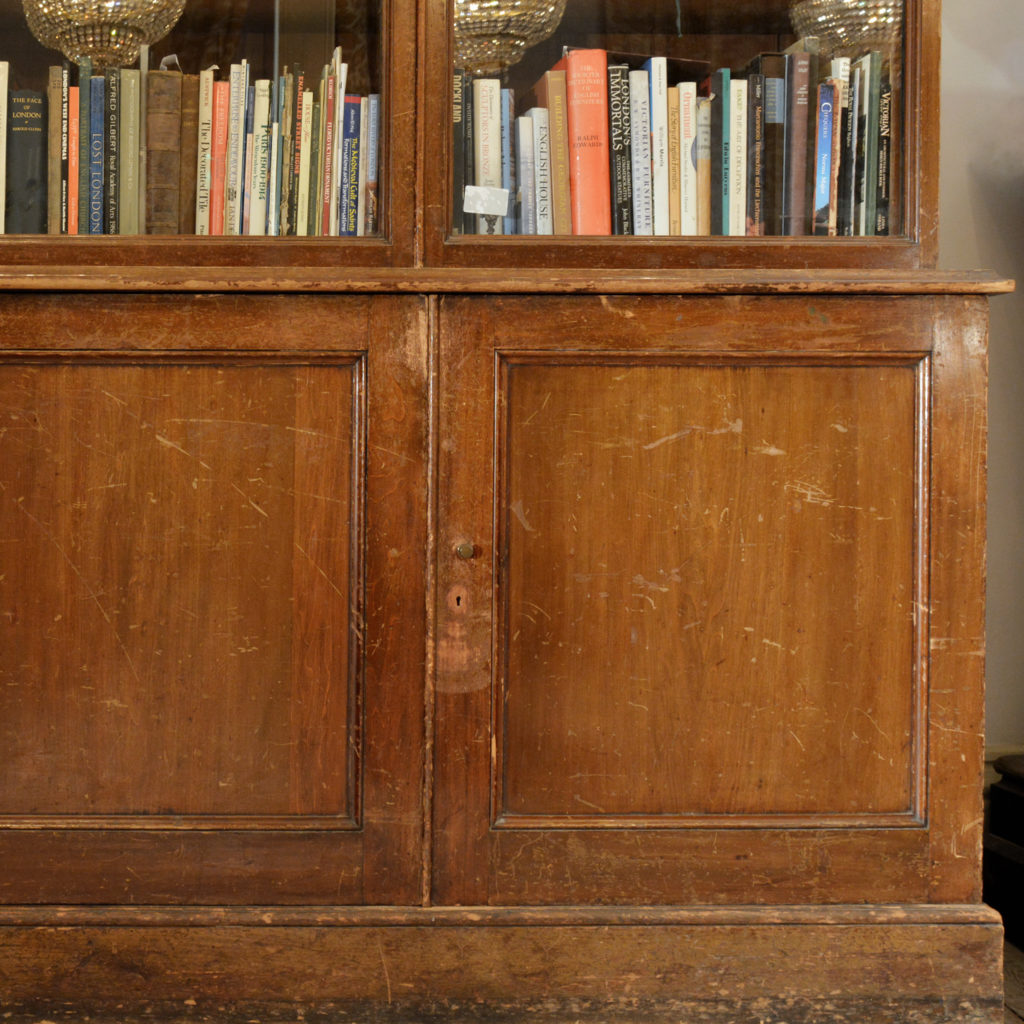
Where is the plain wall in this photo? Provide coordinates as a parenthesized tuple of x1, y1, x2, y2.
(939, 0, 1024, 751)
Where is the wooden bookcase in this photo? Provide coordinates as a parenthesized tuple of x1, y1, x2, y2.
(0, 0, 1013, 1020)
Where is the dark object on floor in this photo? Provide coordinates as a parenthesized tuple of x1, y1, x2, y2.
(985, 754, 1024, 945)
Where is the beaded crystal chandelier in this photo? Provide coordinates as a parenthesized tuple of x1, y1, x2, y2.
(790, 0, 903, 55)
(455, 0, 567, 76)
(23, 0, 187, 69)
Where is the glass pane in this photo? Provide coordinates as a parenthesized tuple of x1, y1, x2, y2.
(451, 0, 903, 238)
(0, 0, 383, 236)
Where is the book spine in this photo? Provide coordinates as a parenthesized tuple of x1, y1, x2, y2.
(501, 88, 516, 236)
(529, 106, 553, 235)
(667, 84, 681, 235)
(695, 95, 712, 235)
(119, 69, 141, 235)
(812, 81, 836, 236)
(60, 63, 69, 234)
(339, 95, 361, 236)
(831, 57, 852, 236)
(224, 63, 246, 235)
(138, 46, 148, 230)
(760, 55, 786, 235)
(330, 56, 348, 235)
(728, 78, 747, 237)
(645, 57, 669, 235)
(296, 89, 313, 236)
(607, 63, 633, 236)
(782, 52, 810, 235)
(543, 71, 572, 236)
(452, 69, 466, 235)
(843, 66, 861, 236)
(89, 77, 105, 235)
(250, 79, 272, 236)
(320, 74, 336, 236)
(0, 61, 6, 234)
(104, 68, 119, 235)
(7, 90, 48, 234)
(76, 58, 91, 234)
(745, 73, 765, 236)
(628, 68, 652, 235)
(177, 74, 199, 234)
(874, 64, 892, 236)
(709, 68, 730, 235)
(67, 84, 79, 235)
(195, 69, 214, 235)
(562, 48, 611, 235)
(46, 66, 61, 234)
(462, 73, 475, 234)
(514, 115, 537, 234)
(243, 83, 257, 234)
(210, 79, 229, 235)
(355, 96, 368, 236)
(145, 70, 181, 235)
(472, 77, 503, 236)
(678, 81, 698, 236)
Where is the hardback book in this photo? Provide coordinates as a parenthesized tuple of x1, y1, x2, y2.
(678, 81, 698, 236)
(472, 77, 503, 235)
(607, 63, 633, 236)
(748, 52, 786, 235)
(781, 50, 811, 235)
(811, 80, 837, 235)
(195, 68, 215, 234)
(225, 62, 247, 235)
(0, 61, 6, 234)
(242, 83, 257, 234)
(526, 106, 553, 235)
(137, 47, 148, 230)
(177, 73, 199, 234)
(330, 50, 349, 236)
(210, 79, 230, 235)
(88, 76, 104, 234)
(708, 67, 730, 235)
(555, 48, 611, 235)
(296, 88, 313, 236)
(501, 88, 516, 236)
(119, 69, 141, 235)
(728, 77, 747, 237)
(875, 65, 892, 235)
(76, 57, 91, 234)
(644, 56, 669, 235)
(628, 68, 652, 235)
(67, 84, 79, 234)
(339, 94, 361, 236)
(356, 95, 368, 236)
(278, 68, 295, 234)
(364, 93, 380, 236)
(59, 63, 69, 234)
(831, 56, 854, 235)
(104, 67, 119, 234)
(46, 66, 62, 234)
(515, 114, 537, 234)
(667, 84, 681, 234)
(268, 76, 284, 236)
(462, 71, 475, 234)
(853, 51, 881, 235)
(745, 73, 766, 236)
(530, 69, 571, 234)
(695, 94, 712, 235)
(250, 78, 272, 236)
(452, 68, 467, 234)
(787, 37, 821, 232)
(318, 72, 336, 237)
(5, 89, 47, 234)
(144, 69, 180, 235)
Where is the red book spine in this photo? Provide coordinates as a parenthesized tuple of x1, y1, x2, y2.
(210, 80, 230, 235)
(555, 48, 612, 235)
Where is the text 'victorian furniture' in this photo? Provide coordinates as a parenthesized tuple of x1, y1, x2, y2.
(0, 0, 1013, 1020)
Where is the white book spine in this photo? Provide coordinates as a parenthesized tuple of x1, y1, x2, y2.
(729, 79, 747, 236)
(224, 62, 246, 235)
(268, 121, 280, 236)
(0, 61, 9, 233)
(296, 88, 313, 236)
(528, 106, 553, 235)
(355, 96, 369, 237)
(249, 79, 271, 236)
(194, 68, 214, 235)
(472, 77, 503, 235)
(647, 58, 669, 235)
(678, 82, 698, 236)
(629, 69, 653, 235)
(515, 115, 536, 235)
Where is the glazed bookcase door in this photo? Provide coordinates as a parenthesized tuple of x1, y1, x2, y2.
(0, 292, 427, 905)
(433, 291, 987, 906)
(424, 0, 938, 269)
(0, 0, 416, 267)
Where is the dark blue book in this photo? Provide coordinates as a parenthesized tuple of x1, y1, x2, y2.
(709, 68, 730, 235)
(4, 90, 48, 234)
(338, 94, 361, 236)
(88, 75, 105, 234)
(812, 80, 836, 235)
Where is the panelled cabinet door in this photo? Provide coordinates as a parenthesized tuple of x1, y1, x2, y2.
(434, 293, 987, 906)
(0, 293, 427, 905)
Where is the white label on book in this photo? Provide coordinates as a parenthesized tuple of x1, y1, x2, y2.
(463, 185, 510, 217)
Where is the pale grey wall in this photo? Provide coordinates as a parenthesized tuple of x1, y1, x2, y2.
(939, 0, 1024, 750)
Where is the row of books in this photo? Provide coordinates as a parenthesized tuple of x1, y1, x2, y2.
(454, 42, 894, 238)
(0, 51, 380, 236)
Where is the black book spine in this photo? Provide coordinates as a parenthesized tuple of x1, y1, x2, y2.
(709, 69, 727, 236)
(60, 61, 70, 234)
(875, 71, 892, 236)
(746, 73, 765, 236)
(607, 63, 633, 235)
(462, 74, 475, 234)
(452, 68, 466, 236)
(5, 90, 48, 234)
(104, 67, 120, 234)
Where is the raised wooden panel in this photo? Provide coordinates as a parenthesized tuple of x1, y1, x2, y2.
(0, 293, 427, 905)
(499, 357, 922, 825)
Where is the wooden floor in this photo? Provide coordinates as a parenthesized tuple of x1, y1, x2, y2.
(1007, 943, 1024, 1023)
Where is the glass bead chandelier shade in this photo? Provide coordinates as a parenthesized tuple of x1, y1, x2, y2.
(455, 0, 568, 76)
(23, 0, 187, 70)
(790, 0, 903, 57)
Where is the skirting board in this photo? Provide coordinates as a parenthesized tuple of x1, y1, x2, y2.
(0, 904, 1005, 1023)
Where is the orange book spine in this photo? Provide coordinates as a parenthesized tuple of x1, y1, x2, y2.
(555, 48, 611, 235)
(67, 85, 80, 235)
(209, 79, 230, 235)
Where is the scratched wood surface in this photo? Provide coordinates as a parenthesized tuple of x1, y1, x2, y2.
(434, 292, 988, 907)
